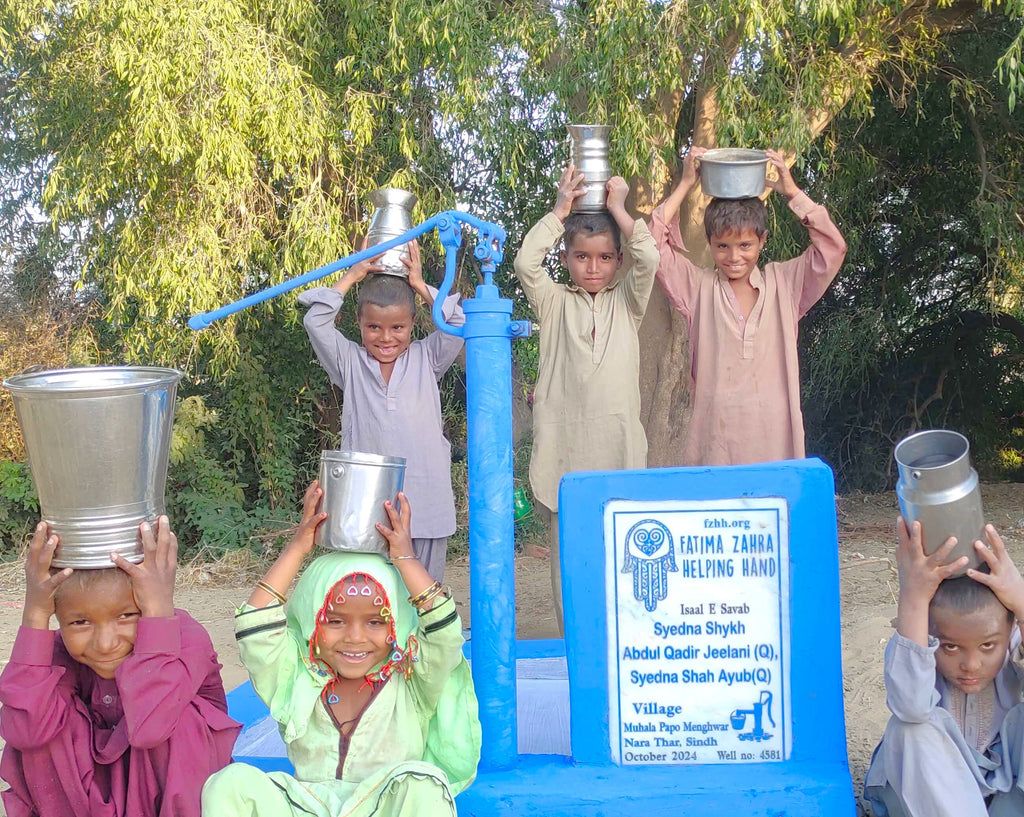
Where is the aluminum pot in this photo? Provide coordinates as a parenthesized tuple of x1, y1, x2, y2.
(315, 451, 406, 554)
(699, 148, 768, 199)
(894, 429, 985, 575)
(365, 188, 418, 276)
(567, 124, 612, 213)
(3, 366, 182, 568)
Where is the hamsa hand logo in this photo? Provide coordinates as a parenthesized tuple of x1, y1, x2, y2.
(622, 519, 676, 612)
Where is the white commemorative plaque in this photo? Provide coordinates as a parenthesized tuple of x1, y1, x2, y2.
(605, 498, 791, 766)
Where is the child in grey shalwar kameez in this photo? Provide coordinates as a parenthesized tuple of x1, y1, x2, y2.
(864, 518, 1024, 817)
(298, 240, 463, 583)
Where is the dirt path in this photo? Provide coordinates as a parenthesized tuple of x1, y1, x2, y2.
(1, 483, 1022, 815)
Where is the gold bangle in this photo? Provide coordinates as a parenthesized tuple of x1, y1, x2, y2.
(408, 580, 441, 607)
(413, 583, 446, 610)
(415, 585, 451, 614)
(256, 580, 287, 605)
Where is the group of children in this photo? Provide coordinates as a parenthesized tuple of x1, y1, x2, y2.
(2, 148, 1021, 817)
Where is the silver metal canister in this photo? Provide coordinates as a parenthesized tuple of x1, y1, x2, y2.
(894, 429, 985, 575)
(365, 188, 418, 276)
(315, 451, 406, 554)
(3, 366, 182, 568)
(567, 124, 612, 213)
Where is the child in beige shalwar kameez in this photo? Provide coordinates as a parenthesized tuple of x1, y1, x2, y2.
(514, 166, 659, 633)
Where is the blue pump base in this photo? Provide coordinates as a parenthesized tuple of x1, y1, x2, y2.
(458, 755, 855, 816)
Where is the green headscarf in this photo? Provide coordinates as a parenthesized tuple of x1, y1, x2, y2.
(276, 552, 480, 795)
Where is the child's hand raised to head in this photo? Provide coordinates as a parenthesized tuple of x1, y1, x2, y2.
(377, 492, 415, 561)
(246, 480, 326, 609)
(403, 240, 431, 304)
(764, 150, 802, 199)
(333, 236, 385, 296)
(22, 521, 73, 629)
(111, 516, 177, 618)
(895, 517, 969, 646)
(290, 479, 328, 558)
(967, 525, 1024, 622)
(377, 493, 438, 603)
(661, 147, 706, 221)
(605, 176, 629, 213)
(553, 164, 586, 222)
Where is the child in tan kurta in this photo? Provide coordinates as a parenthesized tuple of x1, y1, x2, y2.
(514, 166, 659, 633)
(650, 148, 847, 466)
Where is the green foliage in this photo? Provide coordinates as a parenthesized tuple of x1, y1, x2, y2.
(798, 17, 1024, 489)
(3, 0, 1024, 559)
(0, 461, 39, 554)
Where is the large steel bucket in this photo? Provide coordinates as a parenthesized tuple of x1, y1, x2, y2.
(365, 188, 418, 277)
(894, 429, 984, 575)
(567, 124, 612, 213)
(315, 451, 406, 554)
(3, 366, 182, 568)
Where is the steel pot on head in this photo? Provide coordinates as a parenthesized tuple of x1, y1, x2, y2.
(365, 188, 418, 276)
(894, 429, 985, 575)
(698, 148, 768, 199)
(3, 366, 182, 569)
(315, 451, 406, 554)
(567, 124, 612, 213)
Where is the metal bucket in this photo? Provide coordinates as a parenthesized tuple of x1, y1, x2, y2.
(894, 429, 985, 575)
(567, 124, 612, 213)
(699, 148, 768, 199)
(3, 366, 182, 568)
(365, 188, 418, 276)
(315, 451, 406, 554)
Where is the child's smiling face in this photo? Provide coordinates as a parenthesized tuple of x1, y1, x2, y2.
(931, 603, 1013, 695)
(313, 586, 392, 680)
(358, 303, 414, 366)
(709, 227, 767, 283)
(55, 571, 140, 679)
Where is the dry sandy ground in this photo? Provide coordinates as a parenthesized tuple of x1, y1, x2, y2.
(1, 484, 1023, 815)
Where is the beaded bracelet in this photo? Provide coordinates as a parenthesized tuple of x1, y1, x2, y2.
(256, 580, 287, 605)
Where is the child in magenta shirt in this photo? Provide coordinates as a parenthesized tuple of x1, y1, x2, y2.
(0, 518, 240, 817)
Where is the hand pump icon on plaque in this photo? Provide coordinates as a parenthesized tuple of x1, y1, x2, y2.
(730, 691, 776, 742)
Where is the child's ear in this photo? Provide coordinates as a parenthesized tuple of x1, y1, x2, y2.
(559, 249, 568, 267)
(616, 251, 624, 268)
(757, 233, 768, 252)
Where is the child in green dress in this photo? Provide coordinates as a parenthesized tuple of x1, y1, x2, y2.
(202, 482, 480, 816)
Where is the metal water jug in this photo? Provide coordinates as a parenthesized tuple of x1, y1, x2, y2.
(3, 366, 182, 568)
(567, 124, 612, 213)
(315, 451, 406, 554)
(894, 429, 985, 575)
(365, 188, 418, 276)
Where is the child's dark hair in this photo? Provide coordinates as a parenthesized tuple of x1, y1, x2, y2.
(52, 567, 132, 608)
(704, 197, 767, 241)
(929, 574, 1014, 631)
(563, 212, 622, 253)
(356, 274, 416, 319)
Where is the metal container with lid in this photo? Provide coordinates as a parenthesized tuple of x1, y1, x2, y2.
(894, 429, 985, 575)
(3, 366, 182, 568)
(315, 450, 406, 554)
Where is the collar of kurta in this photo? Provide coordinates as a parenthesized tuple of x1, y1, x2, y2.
(715, 265, 765, 289)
